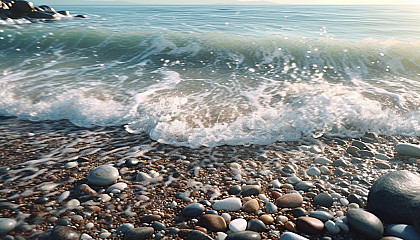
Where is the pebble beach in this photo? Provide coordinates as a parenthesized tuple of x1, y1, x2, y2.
(1, 116, 419, 240)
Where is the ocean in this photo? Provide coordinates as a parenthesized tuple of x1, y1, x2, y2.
(1, 5, 420, 147)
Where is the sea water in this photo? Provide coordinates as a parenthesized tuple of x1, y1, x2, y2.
(0, 5, 419, 147)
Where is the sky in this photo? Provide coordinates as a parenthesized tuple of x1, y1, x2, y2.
(35, 0, 420, 5)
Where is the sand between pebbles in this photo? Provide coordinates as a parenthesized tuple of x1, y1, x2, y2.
(0, 117, 419, 240)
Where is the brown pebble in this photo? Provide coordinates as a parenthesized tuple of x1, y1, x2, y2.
(259, 214, 274, 224)
(276, 193, 303, 208)
(242, 199, 260, 213)
(296, 216, 324, 235)
(140, 214, 162, 223)
(271, 191, 282, 199)
(285, 221, 297, 232)
(85, 206, 101, 213)
(198, 214, 228, 232)
(79, 184, 97, 195)
(242, 197, 253, 202)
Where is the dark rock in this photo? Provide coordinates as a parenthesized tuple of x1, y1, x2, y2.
(38, 5, 55, 12)
(241, 185, 262, 196)
(48, 226, 80, 240)
(309, 211, 334, 222)
(140, 214, 161, 223)
(346, 209, 383, 240)
(75, 14, 87, 18)
(27, 11, 57, 19)
(57, 10, 70, 16)
(288, 208, 308, 218)
(367, 170, 420, 228)
(313, 193, 334, 207)
(11, 1, 34, 14)
(226, 231, 261, 240)
(185, 230, 213, 240)
(228, 185, 242, 195)
(348, 194, 365, 208)
(247, 219, 267, 232)
(151, 222, 166, 231)
(124, 227, 154, 240)
(182, 203, 205, 217)
(385, 224, 420, 240)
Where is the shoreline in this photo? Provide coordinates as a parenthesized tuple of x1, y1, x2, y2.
(0, 117, 419, 239)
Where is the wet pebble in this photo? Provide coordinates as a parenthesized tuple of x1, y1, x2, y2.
(276, 193, 303, 208)
(225, 230, 261, 240)
(182, 203, 205, 217)
(346, 209, 383, 239)
(87, 165, 119, 186)
(124, 227, 154, 240)
(213, 197, 242, 211)
(0, 218, 17, 236)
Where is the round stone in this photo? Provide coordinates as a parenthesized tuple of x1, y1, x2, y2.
(229, 218, 247, 232)
(242, 199, 260, 213)
(124, 227, 154, 240)
(325, 220, 340, 235)
(225, 230, 261, 240)
(140, 214, 161, 223)
(265, 202, 277, 214)
(259, 214, 274, 224)
(296, 216, 324, 235)
(49, 226, 81, 240)
(295, 181, 314, 191)
(241, 185, 262, 196)
(213, 197, 242, 211)
(182, 203, 205, 217)
(395, 143, 420, 157)
(346, 209, 384, 239)
(65, 199, 80, 209)
(314, 157, 333, 165)
(87, 165, 119, 186)
(198, 214, 227, 232)
(313, 193, 334, 207)
(276, 193, 303, 208)
(246, 219, 267, 232)
(306, 167, 321, 176)
(367, 170, 420, 228)
(115, 223, 134, 235)
(228, 185, 242, 195)
(0, 218, 17, 236)
(309, 211, 334, 222)
(185, 230, 213, 240)
(106, 182, 127, 193)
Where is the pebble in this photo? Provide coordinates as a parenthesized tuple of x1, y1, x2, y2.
(79, 184, 97, 195)
(124, 227, 154, 240)
(395, 143, 420, 157)
(385, 224, 420, 240)
(115, 223, 135, 235)
(314, 157, 333, 165)
(87, 165, 119, 186)
(106, 182, 127, 193)
(259, 214, 274, 224)
(276, 193, 303, 208)
(0, 218, 17, 236)
(213, 197, 242, 211)
(319, 166, 331, 175)
(279, 232, 310, 240)
(217, 232, 228, 240)
(228, 185, 242, 195)
(98, 194, 111, 202)
(229, 218, 247, 232)
(270, 179, 282, 188)
(64, 162, 78, 169)
(57, 191, 70, 203)
(367, 170, 420, 229)
(294, 181, 314, 191)
(346, 209, 383, 239)
(225, 230, 262, 240)
(242, 199, 260, 213)
(65, 199, 80, 209)
(306, 167, 321, 176)
(241, 185, 262, 196)
(296, 216, 324, 235)
(152, 222, 166, 231)
(309, 211, 334, 222)
(221, 213, 231, 223)
(80, 233, 93, 239)
(140, 214, 161, 223)
(265, 202, 277, 214)
(325, 220, 340, 235)
(313, 193, 334, 207)
(183, 203, 205, 217)
(199, 214, 228, 232)
(136, 172, 152, 182)
(247, 219, 267, 232)
(99, 231, 112, 239)
(49, 226, 81, 240)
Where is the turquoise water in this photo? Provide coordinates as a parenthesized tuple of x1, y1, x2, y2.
(0, 5, 419, 146)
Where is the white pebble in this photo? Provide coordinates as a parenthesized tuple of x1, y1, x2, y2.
(106, 182, 127, 193)
(57, 191, 70, 203)
(229, 218, 247, 232)
(98, 194, 112, 202)
(213, 197, 242, 211)
(66, 199, 80, 209)
(85, 222, 94, 229)
(216, 232, 228, 240)
(64, 162, 78, 169)
(221, 213, 231, 223)
(80, 233, 93, 239)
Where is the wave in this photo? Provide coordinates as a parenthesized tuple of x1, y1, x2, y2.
(1, 27, 420, 146)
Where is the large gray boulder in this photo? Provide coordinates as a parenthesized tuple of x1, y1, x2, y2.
(367, 171, 420, 231)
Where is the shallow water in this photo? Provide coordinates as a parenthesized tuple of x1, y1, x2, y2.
(1, 5, 419, 147)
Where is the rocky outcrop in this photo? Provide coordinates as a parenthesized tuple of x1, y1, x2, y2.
(0, 0, 83, 20)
